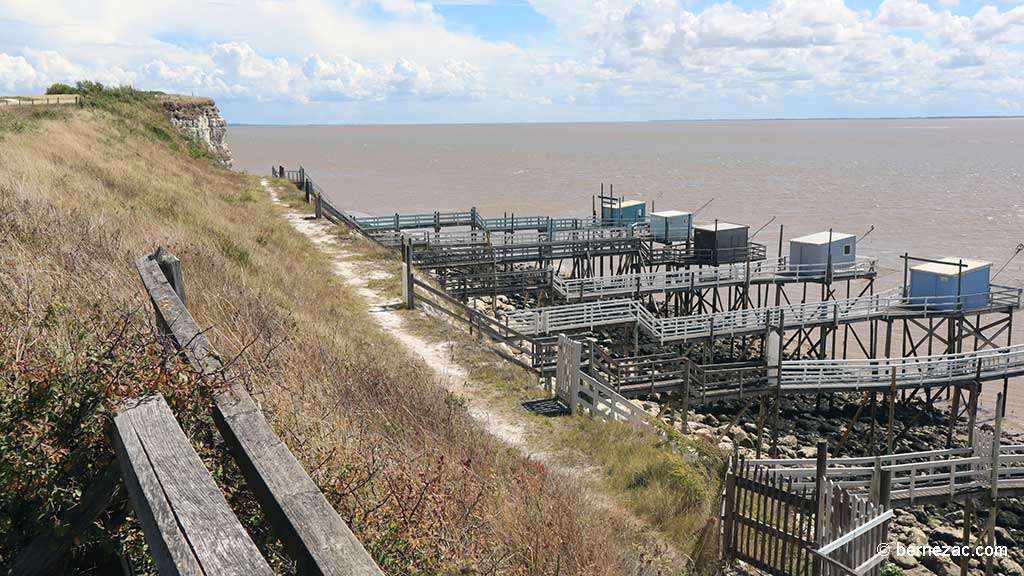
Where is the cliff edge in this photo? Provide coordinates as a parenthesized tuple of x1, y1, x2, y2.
(160, 96, 232, 166)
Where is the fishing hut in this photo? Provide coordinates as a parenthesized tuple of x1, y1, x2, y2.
(908, 257, 992, 311)
(692, 221, 751, 265)
(650, 210, 692, 243)
(787, 231, 857, 276)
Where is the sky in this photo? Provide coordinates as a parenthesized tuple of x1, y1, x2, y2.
(1, 0, 1023, 124)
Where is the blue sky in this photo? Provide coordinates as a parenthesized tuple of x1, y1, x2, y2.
(1, 0, 1023, 124)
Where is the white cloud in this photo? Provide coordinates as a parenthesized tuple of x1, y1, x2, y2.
(0, 0, 1023, 119)
(877, 0, 939, 29)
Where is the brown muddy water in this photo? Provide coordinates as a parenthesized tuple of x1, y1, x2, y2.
(229, 119, 1024, 427)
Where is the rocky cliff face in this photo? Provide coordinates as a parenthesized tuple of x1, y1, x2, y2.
(160, 98, 232, 167)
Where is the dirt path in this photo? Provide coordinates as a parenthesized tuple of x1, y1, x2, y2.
(263, 179, 536, 453)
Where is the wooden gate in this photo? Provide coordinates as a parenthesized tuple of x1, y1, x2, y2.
(723, 451, 892, 576)
(724, 457, 817, 576)
(554, 334, 582, 404)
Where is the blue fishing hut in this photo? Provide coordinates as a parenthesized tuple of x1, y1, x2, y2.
(908, 258, 992, 311)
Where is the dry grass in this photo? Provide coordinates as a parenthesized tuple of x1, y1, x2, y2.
(0, 98, 680, 574)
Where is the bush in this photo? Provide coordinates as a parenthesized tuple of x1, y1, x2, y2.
(880, 563, 906, 576)
(45, 83, 77, 95)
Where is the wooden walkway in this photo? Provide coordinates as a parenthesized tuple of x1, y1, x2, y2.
(412, 237, 642, 269)
(552, 256, 879, 301)
(508, 285, 1020, 342)
(750, 431, 1024, 507)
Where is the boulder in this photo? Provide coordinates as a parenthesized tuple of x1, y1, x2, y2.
(930, 525, 960, 545)
(921, 553, 959, 576)
(797, 446, 818, 459)
(905, 526, 929, 547)
(891, 549, 918, 569)
(999, 558, 1024, 576)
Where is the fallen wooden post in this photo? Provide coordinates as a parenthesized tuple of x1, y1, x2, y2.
(136, 248, 383, 576)
(112, 394, 273, 576)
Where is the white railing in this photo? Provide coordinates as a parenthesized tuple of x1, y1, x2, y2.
(748, 434, 1024, 505)
(552, 256, 879, 300)
(554, 334, 652, 427)
(514, 285, 1020, 344)
(505, 298, 637, 334)
(780, 343, 1024, 392)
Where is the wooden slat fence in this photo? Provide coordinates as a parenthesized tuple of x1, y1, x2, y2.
(723, 457, 817, 576)
(723, 445, 893, 576)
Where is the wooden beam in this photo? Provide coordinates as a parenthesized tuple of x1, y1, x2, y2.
(112, 394, 273, 576)
(136, 251, 383, 576)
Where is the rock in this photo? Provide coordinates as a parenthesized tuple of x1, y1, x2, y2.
(779, 434, 798, 447)
(797, 446, 818, 458)
(999, 510, 1024, 530)
(905, 526, 929, 547)
(732, 429, 755, 449)
(892, 549, 918, 569)
(931, 525, 960, 545)
(921, 553, 959, 576)
(161, 98, 232, 166)
(999, 558, 1024, 576)
(996, 526, 1017, 546)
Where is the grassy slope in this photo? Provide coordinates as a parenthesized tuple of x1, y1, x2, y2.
(0, 96, 687, 574)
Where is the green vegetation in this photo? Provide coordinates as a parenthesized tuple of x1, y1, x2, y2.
(880, 563, 906, 576)
(45, 82, 77, 95)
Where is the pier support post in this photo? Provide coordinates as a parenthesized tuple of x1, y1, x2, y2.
(985, 393, 1003, 576)
(315, 192, 322, 220)
(402, 239, 415, 310)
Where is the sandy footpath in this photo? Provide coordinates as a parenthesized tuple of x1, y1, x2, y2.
(262, 179, 537, 453)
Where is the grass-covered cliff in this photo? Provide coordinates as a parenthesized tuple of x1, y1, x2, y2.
(0, 87, 722, 575)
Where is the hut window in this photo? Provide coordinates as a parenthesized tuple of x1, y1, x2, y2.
(843, 244, 852, 255)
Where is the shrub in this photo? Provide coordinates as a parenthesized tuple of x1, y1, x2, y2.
(45, 83, 77, 95)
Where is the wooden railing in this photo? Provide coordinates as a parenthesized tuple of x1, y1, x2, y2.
(10, 248, 384, 575)
(0, 94, 80, 106)
(134, 247, 383, 575)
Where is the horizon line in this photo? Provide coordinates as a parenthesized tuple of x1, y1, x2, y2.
(229, 114, 1024, 127)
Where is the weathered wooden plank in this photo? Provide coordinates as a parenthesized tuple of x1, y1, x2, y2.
(10, 463, 122, 576)
(112, 394, 273, 576)
(136, 251, 383, 576)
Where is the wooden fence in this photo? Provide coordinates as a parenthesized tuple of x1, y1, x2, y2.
(9, 247, 384, 575)
(0, 94, 80, 106)
(134, 247, 383, 575)
(723, 443, 892, 576)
